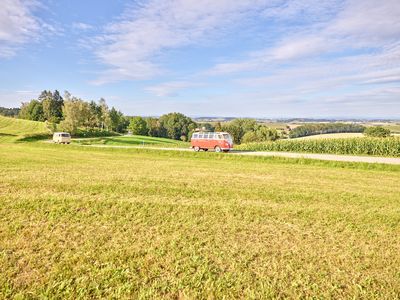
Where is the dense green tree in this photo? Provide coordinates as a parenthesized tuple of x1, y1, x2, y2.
(38, 90, 53, 102)
(98, 98, 111, 131)
(242, 125, 279, 143)
(159, 112, 197, 140)
(129, 116, 148, 135)
(221, 118, 257, 144)
(60, 98, 90, 134)
(109, 107, 127, 132)
(88, 101, 101, 128)
(363, 126, 391, 137)
(146, 117, 162, 137)
(52, 90, 64, 120)
(19, 100, 44, 121)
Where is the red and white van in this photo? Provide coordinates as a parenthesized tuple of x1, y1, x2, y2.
(191, 132, 233, 152)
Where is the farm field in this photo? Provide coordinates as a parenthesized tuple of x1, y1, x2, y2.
(238, 137, 400, 157)
(1, 142, 400, 299)
(294, 132, 364, 139)
(365, 122, 400, 134)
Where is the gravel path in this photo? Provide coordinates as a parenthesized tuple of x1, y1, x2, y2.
(81, 144, 400, 165)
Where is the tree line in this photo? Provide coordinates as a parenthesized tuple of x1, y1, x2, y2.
(16, 90, 280, 143)
(288, 123, 365, 138)
(18, 90, 127, 135)
(128, 116, 279, 143)
(0, 107, 20, 117)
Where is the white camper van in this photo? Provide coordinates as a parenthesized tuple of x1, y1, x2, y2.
(53, 132, 71, 144)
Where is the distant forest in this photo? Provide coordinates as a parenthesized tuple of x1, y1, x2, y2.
(0, 107, 20, 117)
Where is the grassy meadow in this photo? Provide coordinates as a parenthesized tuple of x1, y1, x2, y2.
(0, 116, 49, 143)
(1, 141, 400, 299)
(74, 135, 189, 147)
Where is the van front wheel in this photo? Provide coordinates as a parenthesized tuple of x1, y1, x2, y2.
(215, 146, 222, 153)
(194, 146, 200, 152)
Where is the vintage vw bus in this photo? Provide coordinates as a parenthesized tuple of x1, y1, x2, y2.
(53, 132, 71, 144)
(191, 132, 233, 152)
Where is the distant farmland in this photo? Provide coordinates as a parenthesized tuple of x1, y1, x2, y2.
(294, 132, 364, 139)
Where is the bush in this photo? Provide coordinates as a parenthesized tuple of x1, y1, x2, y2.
(221, 119, 278, 144)
(242, 127, 279, 143)
(364, 126, 391, 138)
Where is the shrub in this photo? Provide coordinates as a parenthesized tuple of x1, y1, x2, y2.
(364, 126, 391, 138)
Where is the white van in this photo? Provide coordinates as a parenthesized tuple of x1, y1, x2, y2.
(53, 132, 71, 144)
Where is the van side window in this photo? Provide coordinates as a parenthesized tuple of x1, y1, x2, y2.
(193, 133, 198, 139)
(198, 134, 203, 139)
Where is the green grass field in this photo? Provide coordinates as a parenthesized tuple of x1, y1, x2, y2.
(1, 141, 400, 299)
(74, 135, 189, 147)
(0, 116, 49, 142)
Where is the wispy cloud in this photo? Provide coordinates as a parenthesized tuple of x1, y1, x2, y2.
(0, 0, 52, 58)
(209, 0, 400, 74)
(90, 0, 272, 84)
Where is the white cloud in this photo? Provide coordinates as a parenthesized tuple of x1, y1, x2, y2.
(210, 0, 400, 71)
(0, 0, 48, 58)
(76, 0, 400, 117)
(91, 0, 272, 84)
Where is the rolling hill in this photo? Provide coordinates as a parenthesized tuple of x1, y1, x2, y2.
(0, 116, 50, 142)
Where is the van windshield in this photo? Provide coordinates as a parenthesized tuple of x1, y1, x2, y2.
(61, 133, 70, 137)
(223, 134, 231, 140)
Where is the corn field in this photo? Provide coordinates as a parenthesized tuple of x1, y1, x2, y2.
(237, 137, 400, 157)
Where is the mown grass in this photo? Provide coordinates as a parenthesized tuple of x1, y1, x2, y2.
(0, 116, 50, 143)
(1, 143, 400, 299)
(73, 135, 189, 147)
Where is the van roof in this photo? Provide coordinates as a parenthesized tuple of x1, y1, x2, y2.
(54, 132, 70, 134)
(193, 131, 230, 134)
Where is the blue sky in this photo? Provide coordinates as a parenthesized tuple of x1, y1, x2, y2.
(0, 0, 399, 118)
